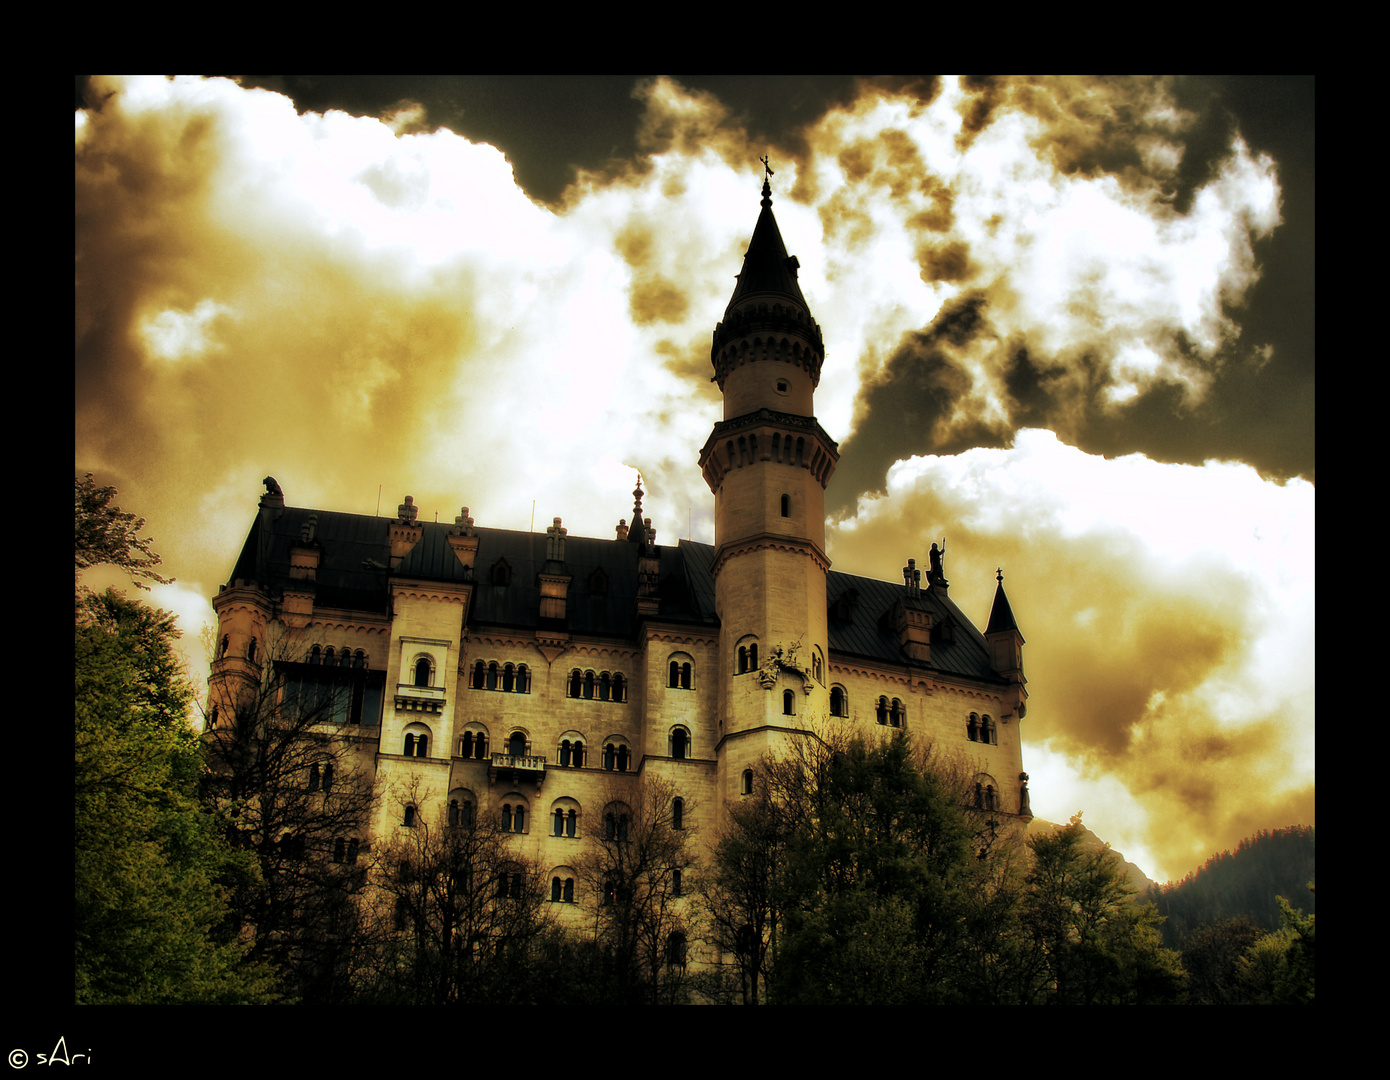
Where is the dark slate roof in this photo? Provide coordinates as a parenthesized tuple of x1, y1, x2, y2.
(227, 506, 1004, 683)
(724, 183, 810, 314)
(985, 577, 1023, 640)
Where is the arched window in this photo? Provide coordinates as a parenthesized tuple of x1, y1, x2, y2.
(554, 808, 566, 836)
(599, 671, 612, 701)
(616, 744, 629, 772)
(876, 697, 888, 725)
(890, 699, 904, 729)
(551, 877, 562, 902)
(322, 762, 333, 792)
(308, 763, 320, 791)
(583, 671, 595, 700)
(671, 727, 689, 760)
(612, 672, 625, 702)
(982, 716, 995, 745)
(672, 868, 684, 897)
(414, 657, 431, 688)
(473, 660, 486, 689)
(604, 743, 615, 771)
(307, 643, 320, 664)
(830, 685, 847, 717)
(781, 493, 790, 517)
(353, 650, 366, 669)
(569, 670, 582, 698)
(508, 732, 526, 758)
(742, 769, 754, 796)
(783, 689, 795, 716)
(566, 809, 577, 838)
(563, 877, 574, 903)
(502, 663, 515, 693)
(738, 645, 748, 673)
(486, 661, 498, 691)
(669, 660, 680, 687)
(404, 733, 415, 756)
(967, 713, 979, 742)
(246, 638, 257, 663)
(985, 785, 996, 811)
(221, 635, 231, 658)
(672, 797, 684, 830)
(403, 805, 416, 827)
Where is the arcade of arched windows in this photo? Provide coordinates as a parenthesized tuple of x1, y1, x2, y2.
(457, 726, 490, 760)
(875, 696, 905, 728)
(402, 723, 432, 759)
(600, 739, 632, 773)
(447, 788, 477, 828)
(470, 659, 532, 694)
(501, 797, 529, 834)
(307, 644, 369, 669)
(966, 712, 997, 745)
(550, 871, 578, 903)
(667, 654, 694, 690)
(568, 668, 627, 703)
(557, 734, 587, 768)
(736, 637, 760, 675)
(550, 797, 582, 839)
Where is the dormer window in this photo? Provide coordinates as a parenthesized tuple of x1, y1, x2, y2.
(490, 558, 511, 586)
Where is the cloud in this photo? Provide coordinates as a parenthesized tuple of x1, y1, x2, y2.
(829, 430, 1313, 880)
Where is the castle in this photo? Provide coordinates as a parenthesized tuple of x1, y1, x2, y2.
(206, 177, 1031, 924)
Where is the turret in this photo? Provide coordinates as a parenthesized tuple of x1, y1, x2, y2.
(985, 569, 1027, 720)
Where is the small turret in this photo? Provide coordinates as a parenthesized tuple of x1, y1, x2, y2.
(985, 569, 1027, 719)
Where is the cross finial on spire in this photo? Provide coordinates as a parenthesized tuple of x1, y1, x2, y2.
(997, 567, 1004, 583)
(760, 155, 774, 207)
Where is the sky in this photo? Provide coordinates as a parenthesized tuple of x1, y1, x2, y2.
(75, 75, 1314, 885)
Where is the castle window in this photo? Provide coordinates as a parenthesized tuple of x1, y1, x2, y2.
(672, 869, 684, 897)
(617, 744, 629, 772)
(781, 494, 790, 517)
(404, 731, 428, 758)
(830, 685, 847, 717)
(353, 650, 366, 669)
(982, 716, 995, 745)
(783, 689, 795, 716)
(742, 769, 754, 796)
(877, 697, 888, 725)
(672, 797, 684, 830)
(473, 660, 486, 689)
(403, 805, 416, 827)
(490, 558, 511, 586)
(502, 663, 515, 693)
(503, 803, 527, 833)
(599, 671, 612, 701)
(554, 809, 566, 836)
(247, 638, 257, 663)
(737, 640, 761, 674)
(563, 877, 574, 903)
(666, 931, 687, 967)
(486, 661, 498, 690)
(985, 785, 996, 811)
(671, 727, 690, 760)
(569, 670, 582, 698)
(890, 699, 904, 729)
(322, 762, 333, 792)
(508, 732, 526, 758)
(414, 658, 431, 688)
(613, 672, 625, 702)
(221, 635, 230, 658)
(308, 763, 320, 791)
(967, 713, 979, 742)
(346, 838, 359, 864)
(551, 876, 562, 901)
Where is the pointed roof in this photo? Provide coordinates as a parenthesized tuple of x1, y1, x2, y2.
(985, 570, 1023, 639)
(724, 176, 811, 315)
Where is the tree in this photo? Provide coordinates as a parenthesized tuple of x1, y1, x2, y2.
(1237, 889, 1315, 1004)
(75, 474, 172, 593)
(1023, 814, 1185, 1004)
(361, 790, 557, 1004)
(1181, 915, 1266, 1004)
(699, 771, 788, 1004)
(771, 732, 977, 1005)
(75, 588, 275, 1003)
(578, 776, 698, 1004)
(200, 624, 377, 1001)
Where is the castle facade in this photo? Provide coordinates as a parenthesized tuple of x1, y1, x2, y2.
(206, 179, 1030, 926)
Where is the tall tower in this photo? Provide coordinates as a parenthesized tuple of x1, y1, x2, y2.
(699, 174, 839, 789)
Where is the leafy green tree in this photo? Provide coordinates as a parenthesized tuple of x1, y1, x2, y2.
(772, 733, 976, 1005)
(1237, 890, 1314, 1004)
(1181, 915, 1266, 1004)
(75, 474, 172, 593)
(75, 589, 274, 1003)
(1024, 815, 1185, 1004)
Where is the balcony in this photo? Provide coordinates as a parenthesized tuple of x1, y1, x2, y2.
(490, 752, 548, 786)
